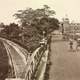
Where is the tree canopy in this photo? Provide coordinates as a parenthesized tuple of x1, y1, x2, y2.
(14, 5, 55, 25)
(14, 5, 59, 34)
(0, 5, 59, 52)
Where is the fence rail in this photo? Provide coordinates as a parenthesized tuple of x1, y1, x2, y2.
(1, 37, 50, 80)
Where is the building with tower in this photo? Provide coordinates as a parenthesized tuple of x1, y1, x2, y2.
(59, 17, 80, 39)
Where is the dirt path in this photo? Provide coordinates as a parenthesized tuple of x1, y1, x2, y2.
(49, 41, 80, 80)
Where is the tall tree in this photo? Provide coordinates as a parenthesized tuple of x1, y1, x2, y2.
(12, 5, 59, 52)
(14, 5, 59, 35)
(13, 5, 55, 26)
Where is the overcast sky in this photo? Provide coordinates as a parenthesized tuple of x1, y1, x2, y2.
(0, 0, 80, 24)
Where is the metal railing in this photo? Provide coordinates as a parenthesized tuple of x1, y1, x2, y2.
(4, 37, 49, 80)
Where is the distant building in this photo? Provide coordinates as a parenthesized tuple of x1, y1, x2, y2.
(70, 23, 80, 33)
(60, 17, 80, 35)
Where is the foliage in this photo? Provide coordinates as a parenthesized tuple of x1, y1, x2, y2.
(17, 25, 42, 52)
(33, 17, 59, 35)
(0, 23, 42, 52)
(13, 5, 59, 35)
(0, 5, 59, 52)
(14, 5, 55, 26)
(1, 23, 21, 39)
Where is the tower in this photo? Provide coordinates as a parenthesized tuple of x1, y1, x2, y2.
(62, 15, 70, 34)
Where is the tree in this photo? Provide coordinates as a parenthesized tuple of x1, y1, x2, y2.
(14, 8, 35, 26)
(32, 17, 59, 35)
(1, 23, 21, 39)
(11, 5, 59, 52)
(13, 5, 55, 26)
(14, 5, 59, 35)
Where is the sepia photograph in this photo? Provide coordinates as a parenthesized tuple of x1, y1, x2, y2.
(0, 0, 80, 80)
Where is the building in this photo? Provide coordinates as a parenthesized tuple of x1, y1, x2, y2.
(59, 17, 80, 39)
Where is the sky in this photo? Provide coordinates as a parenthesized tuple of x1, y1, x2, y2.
(0, 0, 80, 24)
